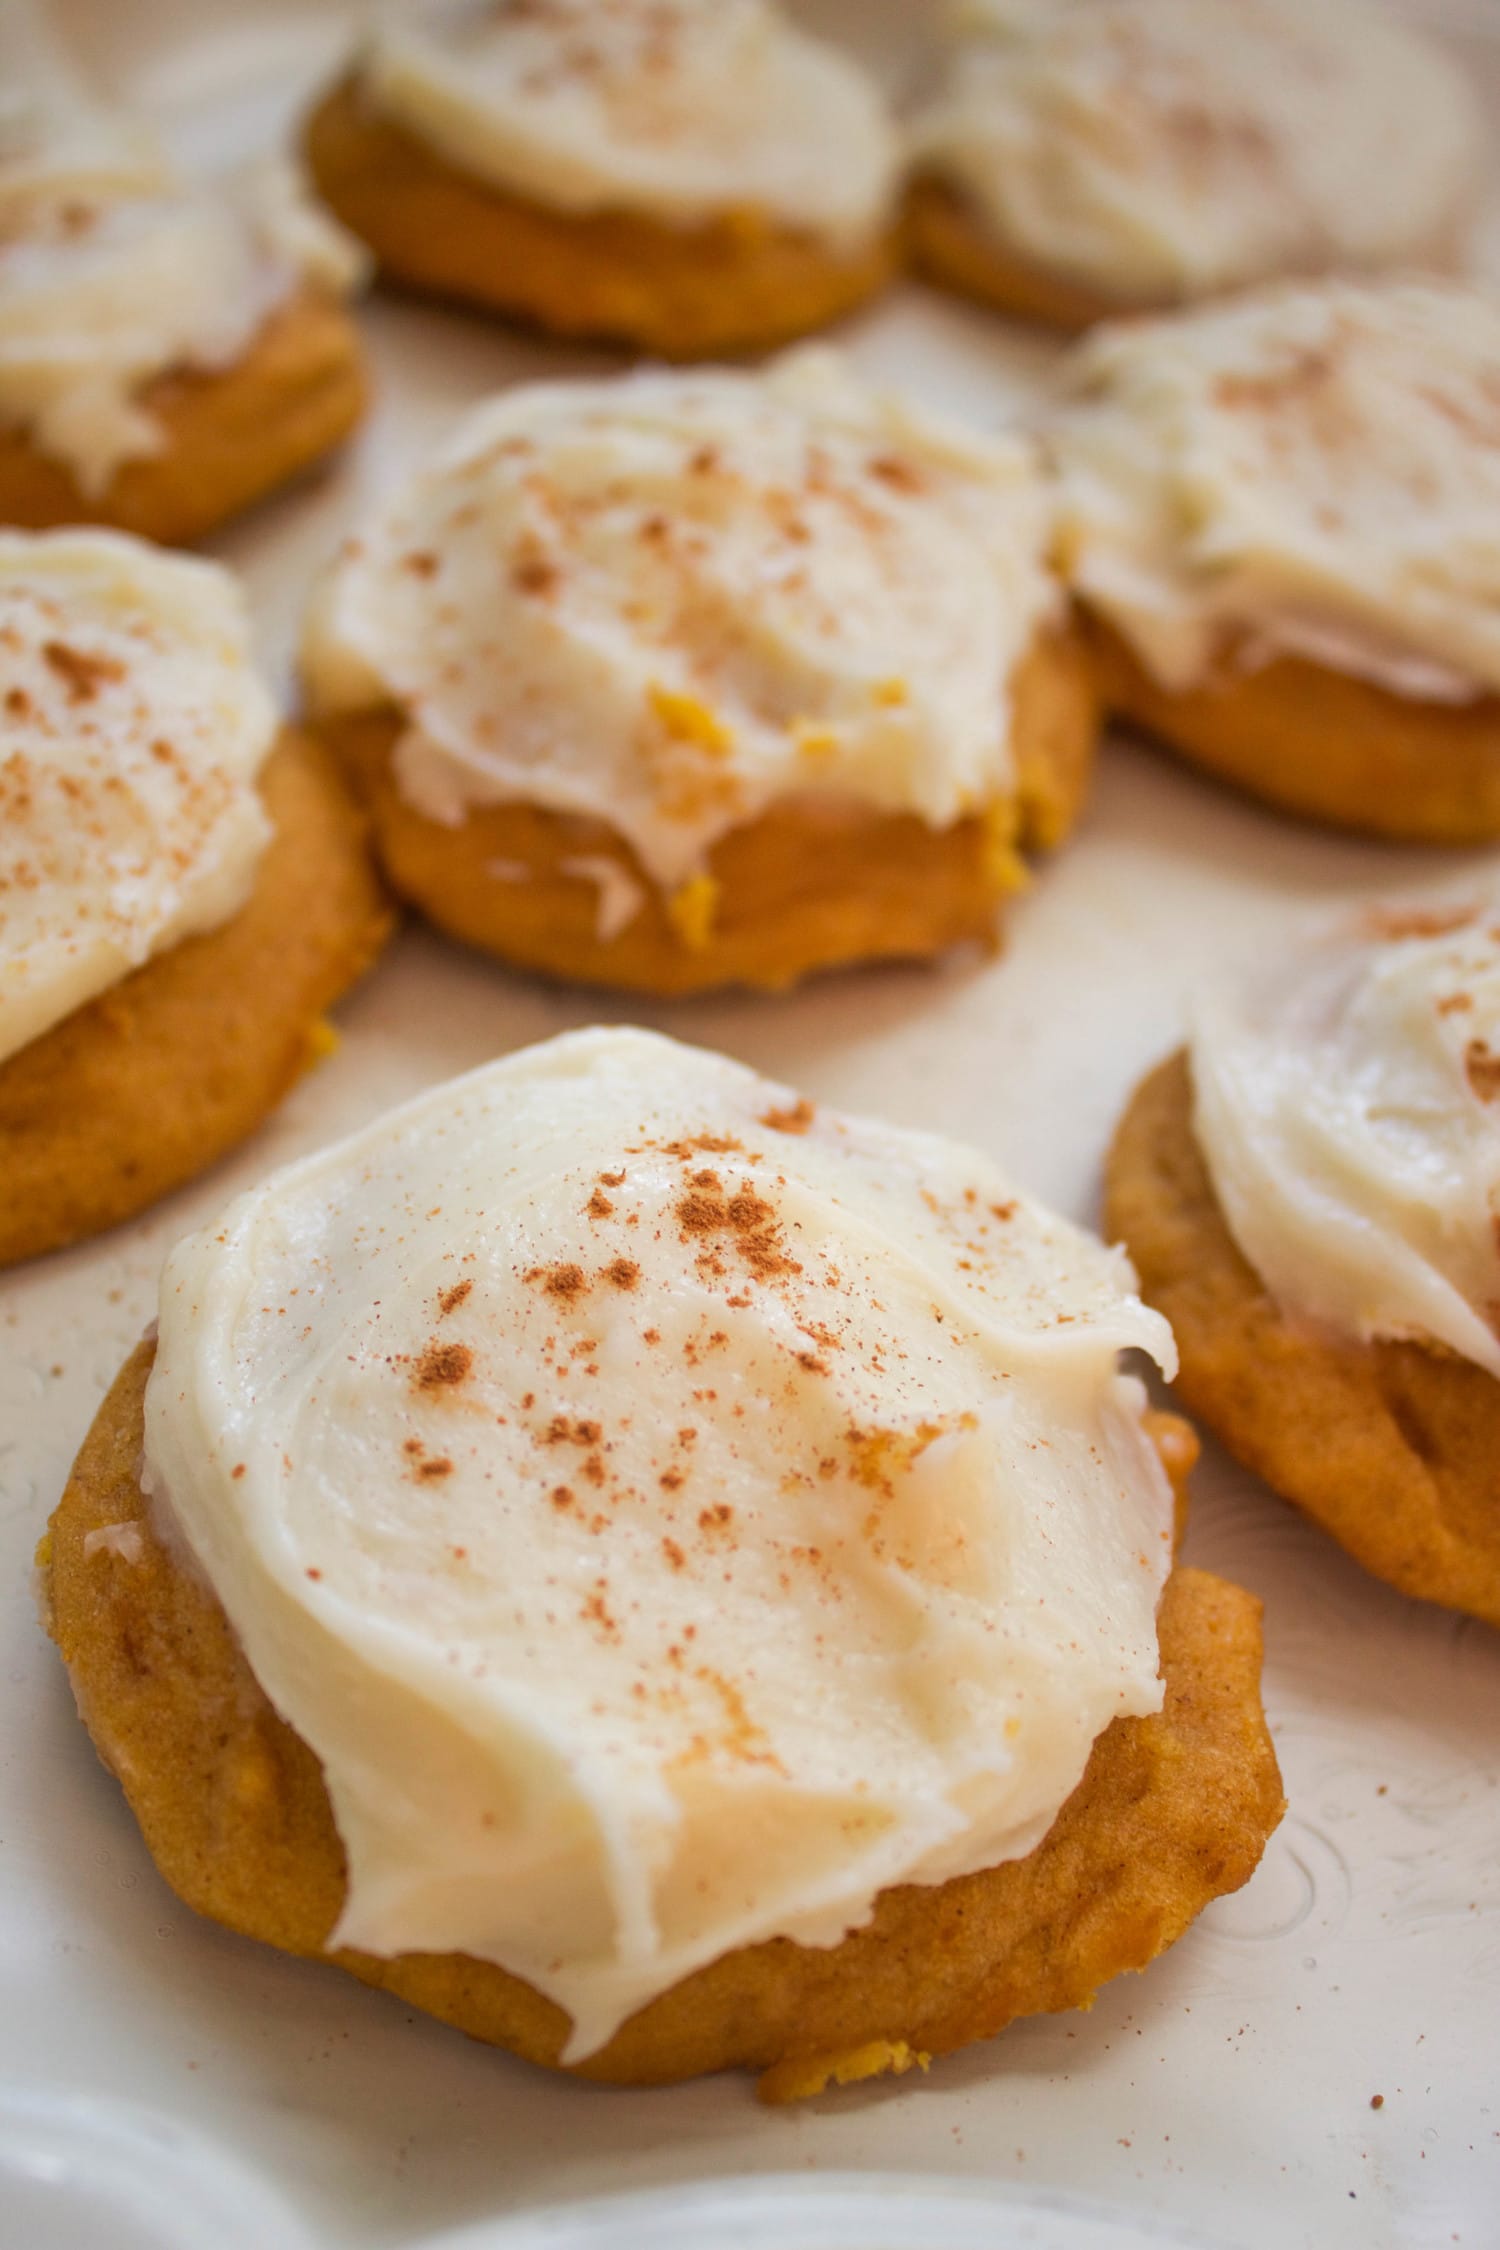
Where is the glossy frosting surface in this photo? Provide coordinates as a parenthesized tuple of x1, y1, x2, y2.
(304, 350, 1061, 890)
(1052, 281, 1500, 700)
(0, 529, 275, 1065)
(144, 1028, 1177, 2059)
(1192, 901, 1500, 1376)
(914, 0, 1481, 304)
(363, 0, 899, 245)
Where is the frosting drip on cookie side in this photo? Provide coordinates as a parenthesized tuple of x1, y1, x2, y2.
(1190, 903, 1500, 1377)
(362, 0, 898, 247)
(0, 67, 367, 493)
(1052, 281, 1500, 701)
(913, 0, 1480, 303)
(143, 1027, 1177, 2060)
(303, 351, 1061, 890)
(0, 530, 275, 1063)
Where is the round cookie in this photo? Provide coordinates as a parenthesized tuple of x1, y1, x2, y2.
(304, 79, 898, 363)
(303, 353, 1096, 995)
(44, 1339, 1279, 2100)
(0, 61, 370, 545)
(1052, 280, 1500, 842)
(0, 729, 392, 1269)
(0, 293, 369, 549)
(908, 0, 1481, 331)
(319, 625, 1095, 997)
(1107, 1049, 1500, 1626)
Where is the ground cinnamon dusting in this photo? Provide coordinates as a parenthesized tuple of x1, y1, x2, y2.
(437, 1280, 473, 1317)
(526, 1261, 589, 1301)
(1365, 905, 1476, 942)
(42, 640, 124, 702)
(1465, 1040, 1500, 1101)
(413, 1341, 474, 1390)
(675, 1172, 800, 1281)
(759, 1099, 814, 1135)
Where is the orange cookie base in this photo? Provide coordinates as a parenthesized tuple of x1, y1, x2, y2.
(1106, 1049, 1500, 1625)
(303, 80, 899, 360)
(0, 731, 392, 1270)
(316, 626, 1097, 997)
(0, 293, 368, 547)
(44, 1339, 1281, 2098)
(1088, 615, 1500, 844)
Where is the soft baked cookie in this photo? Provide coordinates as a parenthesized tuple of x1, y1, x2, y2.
(909, 0, 1482, 330)
(304, 0, 900, 359)
(0, 64, 369, 542)
(304, 351, 1097, 996)
(0, 530, 391, 1268)
(44, 1029, 1282, 2097)
(1107, 904, 1500, 1625)
(1051, 280, 1500, 842)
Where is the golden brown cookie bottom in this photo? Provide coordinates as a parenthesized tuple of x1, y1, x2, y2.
(1106, 1049, 1500, 1625)
(0, 293, 368, 547)
(303, 80, 899, 360)
(0, 731, 393, 1270)
(315, 626, 1097, 997)
(43, 1341, 1281, 2099)
(1086, 613, 1500, 845)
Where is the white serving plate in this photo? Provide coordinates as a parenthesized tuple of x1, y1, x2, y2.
(3, 7, 1498, 2247)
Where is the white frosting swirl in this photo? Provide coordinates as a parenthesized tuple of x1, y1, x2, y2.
(1191, 901, 1500, 1377)
(0, 62, 367, 495)
(360, 0, 899, 248)
(0, 529, 276, 1066)
(913, 0, 1482, 305)
(144, 1027, 1177, 2060)
(303, 350, 1061, 890)
(1051, 280, 1500, 702)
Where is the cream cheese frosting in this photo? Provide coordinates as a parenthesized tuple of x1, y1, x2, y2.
(360, 0, 899, 248)
(1051, 280, 1500, 702)
(0, 529, 276, 1066)
(0, 66, 367, 495)
(912, 0, 1482, 306)
(302, 349, 1062, 892)
(143, 1026, 1178, 2060)
(1190, 901, 1500, 1379)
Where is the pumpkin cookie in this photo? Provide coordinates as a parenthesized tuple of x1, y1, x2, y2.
(44, 1029, 1282, 2096)
(1107, 903, 1500, 1624)
(0, 530, 391, 1267)
(304, 351, 1096, 996)
(0, 69, 369, 542)
(1053, 280, 1500, 841)
(303, 0, 899, 359)
(909, 0, 1481, 330)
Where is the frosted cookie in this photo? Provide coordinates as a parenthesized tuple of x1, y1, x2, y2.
(303, 0, 900, 358)
(0, 55, 370, 544)
(1051, 280, 1500, 842)
(303, 351, 1096, 996)
(1107, 903, 1500, 1626)
(45, 1027, 1282, 2097)
(909, 0, 1483, 331)
(0, 530, 391, 1267)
